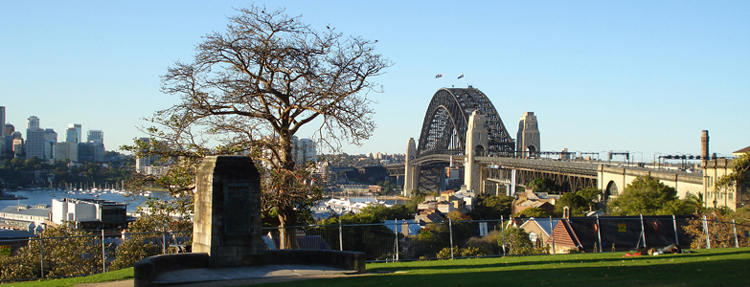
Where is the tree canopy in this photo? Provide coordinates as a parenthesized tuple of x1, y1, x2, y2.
(129, 5, 390, 247)
(607, 175, 692, 216)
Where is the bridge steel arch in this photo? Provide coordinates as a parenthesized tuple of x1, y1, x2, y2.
(416, 87, 515, 157)
(411, 87, 515, 192)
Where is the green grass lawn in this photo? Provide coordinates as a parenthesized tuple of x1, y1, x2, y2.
(256, 247, 750, 287)
(5, 248, 750, 287)
(1, 267, 133, 287)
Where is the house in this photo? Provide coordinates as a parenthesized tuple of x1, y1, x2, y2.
(547, 216, 694, 253)
(519, 217, 560, 248)
(512, 190, 556, 215)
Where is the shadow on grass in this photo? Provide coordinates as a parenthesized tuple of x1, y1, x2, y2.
(256, 255, 750, 287)
(366, 248, 750, 273)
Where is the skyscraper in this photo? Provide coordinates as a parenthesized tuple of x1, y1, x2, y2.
(67, 123, 82, 143)
(44, 128, 57, 160)
(26, 116, 45, 159)
(27, 116, 40, 129)
(87, 130, 104, 143)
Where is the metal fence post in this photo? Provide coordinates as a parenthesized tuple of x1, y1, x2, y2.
(449, 217, 454, 259)
(673, 215, 679, 246)
(338, 218, 343, 251)
(162, 231, 167, 254)
(703, 215, 711, 249)
(596, 215, 602, 253)
(732, 219, 739, 248)
(501, 215, 506, 256)
(640, 214, 647, 248)
(549, 216, 555, 255)
(101, 229, 106, 273)
(39, 237, 45, 279)
(394, 219, 399, 261)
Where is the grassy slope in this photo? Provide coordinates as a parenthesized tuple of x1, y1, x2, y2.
(6, 248, 750, 287)
(1, 268, 133, 287)
(258, 248, 750, 287)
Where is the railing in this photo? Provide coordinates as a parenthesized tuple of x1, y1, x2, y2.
(264, 216, 750, 262)
(1, 216, 748, 282)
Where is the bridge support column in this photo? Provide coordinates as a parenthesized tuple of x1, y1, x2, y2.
(404, 138, 418, 197)
(464, 111, 488, 192)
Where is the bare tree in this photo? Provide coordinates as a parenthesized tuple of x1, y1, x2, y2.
(133, 5, 391, 248)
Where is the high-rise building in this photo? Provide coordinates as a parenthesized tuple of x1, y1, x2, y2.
(25, 116, 45, 159)
(44, 128, 57, 160)
(5, 123, 14, 136)
(55, 141, 78, 162)
(67, 123, 82, 143)
(27, 116, 39, 129)
(292, 137, 317, 166)
(87, 130, 104, 143)
(12, 131, 24, 157)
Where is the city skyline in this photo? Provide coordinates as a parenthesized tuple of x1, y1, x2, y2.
(1, 1, 748, 159)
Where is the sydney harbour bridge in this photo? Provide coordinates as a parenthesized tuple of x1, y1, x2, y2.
(387, 86, 703, 200)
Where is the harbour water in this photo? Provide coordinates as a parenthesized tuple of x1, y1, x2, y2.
(0, 189, 169, 213)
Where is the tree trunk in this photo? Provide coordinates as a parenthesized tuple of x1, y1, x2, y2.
(277, 206, 298, 249)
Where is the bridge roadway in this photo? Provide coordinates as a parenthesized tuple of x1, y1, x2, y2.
(403, 154, 599, 178)
(388, 155, 703, 197)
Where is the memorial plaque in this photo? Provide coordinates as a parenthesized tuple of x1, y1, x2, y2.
(224, 183, 252, 235)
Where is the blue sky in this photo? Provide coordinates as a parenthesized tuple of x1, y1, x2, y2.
(1, 1, 748, 161)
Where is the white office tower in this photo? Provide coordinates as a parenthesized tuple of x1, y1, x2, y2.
(292, 137, 317, 166)
(87, 130, 104, 143)
(25, 116, 45, 159)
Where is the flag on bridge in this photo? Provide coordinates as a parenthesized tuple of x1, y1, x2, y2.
(435, 73, 443, 78)
(457, 74, 464, 79)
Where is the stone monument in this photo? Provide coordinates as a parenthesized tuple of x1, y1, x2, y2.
(192, 156, 264, 267)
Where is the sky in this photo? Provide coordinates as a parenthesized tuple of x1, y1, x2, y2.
(1, 1, 748, 161)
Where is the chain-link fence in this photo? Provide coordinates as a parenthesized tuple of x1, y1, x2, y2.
(1, 216, 748, 282)
(0, 230, 190, 283)
(263, 216, 750, 261)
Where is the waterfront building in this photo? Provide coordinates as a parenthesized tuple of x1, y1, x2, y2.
(51, 198, 129, 230)
(0, 204, 50, 228)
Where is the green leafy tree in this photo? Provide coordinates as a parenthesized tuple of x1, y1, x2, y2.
(128, 5, 390, 248)
(0, 225, 102, 281)
(527, 177, 558, 194)
(514, 207, 551, 218)
(109, 198, 193, 270)
(683, 206, 750, 249)
(468, 193, 513, 220)
(498, 226, 546, 255)
(607, 175, 691, 215)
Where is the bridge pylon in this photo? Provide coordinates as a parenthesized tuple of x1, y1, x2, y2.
(464, 110, 488, 193)
(403, 137, 418, 196)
